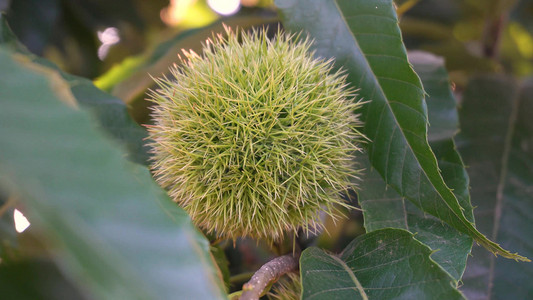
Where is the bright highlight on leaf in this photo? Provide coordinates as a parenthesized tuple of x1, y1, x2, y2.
(208, 0, 241, 16)
(147, 27, 364, 242)
(13, 209, 30, 233)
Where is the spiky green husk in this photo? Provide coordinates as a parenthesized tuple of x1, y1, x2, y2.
(148, 27, 363, 242)
(267, 273, 301, 300)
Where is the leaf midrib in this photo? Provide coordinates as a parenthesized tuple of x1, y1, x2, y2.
(487, 81, 522, 299)
(332, 0, 473, 234)
(330, 254, 368, 300)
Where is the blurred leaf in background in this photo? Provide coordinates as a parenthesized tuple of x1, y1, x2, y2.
(0, 47, 226, 299)
(0, 14, 150, 165)
(3, 0, 276, 79)
(4, 0, 167, 77)
(399, 0, 533, 85)
(458, 76, 533, 299)
(95, 12, 278, 124)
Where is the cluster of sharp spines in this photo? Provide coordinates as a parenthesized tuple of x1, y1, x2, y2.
(148, 26, 363, 242)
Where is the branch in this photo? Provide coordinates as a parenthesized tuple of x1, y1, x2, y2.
(240, 253, 300, 300)
(482, 14, 507, 59)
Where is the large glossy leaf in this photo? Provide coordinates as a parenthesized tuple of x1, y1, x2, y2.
(276, 0, 525, 260)
(357, 51, 473, 280)
(0, 49, 226, 299)
(300, 229, 465, 299)
(458, 76, 533, 299)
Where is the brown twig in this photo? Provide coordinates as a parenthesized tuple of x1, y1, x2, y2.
(482, 14, 507, 59)
(240, 253, 300, 300)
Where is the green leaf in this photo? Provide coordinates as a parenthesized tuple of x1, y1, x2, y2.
(357, 51, 473, 280)
(300, 229, 465, 300)
(59, 72, 150, 165)
(0, 259, 87, 300)
(211, 245, 231, 292)
(0, 13, 26, 52)
(0, 49, 226, 299)
(458, 76, 533, 299)
(276, 0, 526, 260)
(0, 14, 149, 165)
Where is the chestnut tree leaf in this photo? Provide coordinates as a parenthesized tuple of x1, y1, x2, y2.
(0, 48, 226, 300)
(459, 76, 533, 299)
(276, 0, 526, 260)
(0, 14, 149, 165)
(300, 229, 465, 300)
(357, 51, 473, 280)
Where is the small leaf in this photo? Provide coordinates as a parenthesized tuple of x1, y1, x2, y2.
(300, 229, 465, 300)
(0, 48, 226, 299)
(276, 0, 526, 260)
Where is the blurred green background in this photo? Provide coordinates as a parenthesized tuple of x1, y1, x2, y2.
(1, 0, 531, 78)
(2, 0, 531, 124)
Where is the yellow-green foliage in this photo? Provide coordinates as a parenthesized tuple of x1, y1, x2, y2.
(148, 27, 363, 242)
